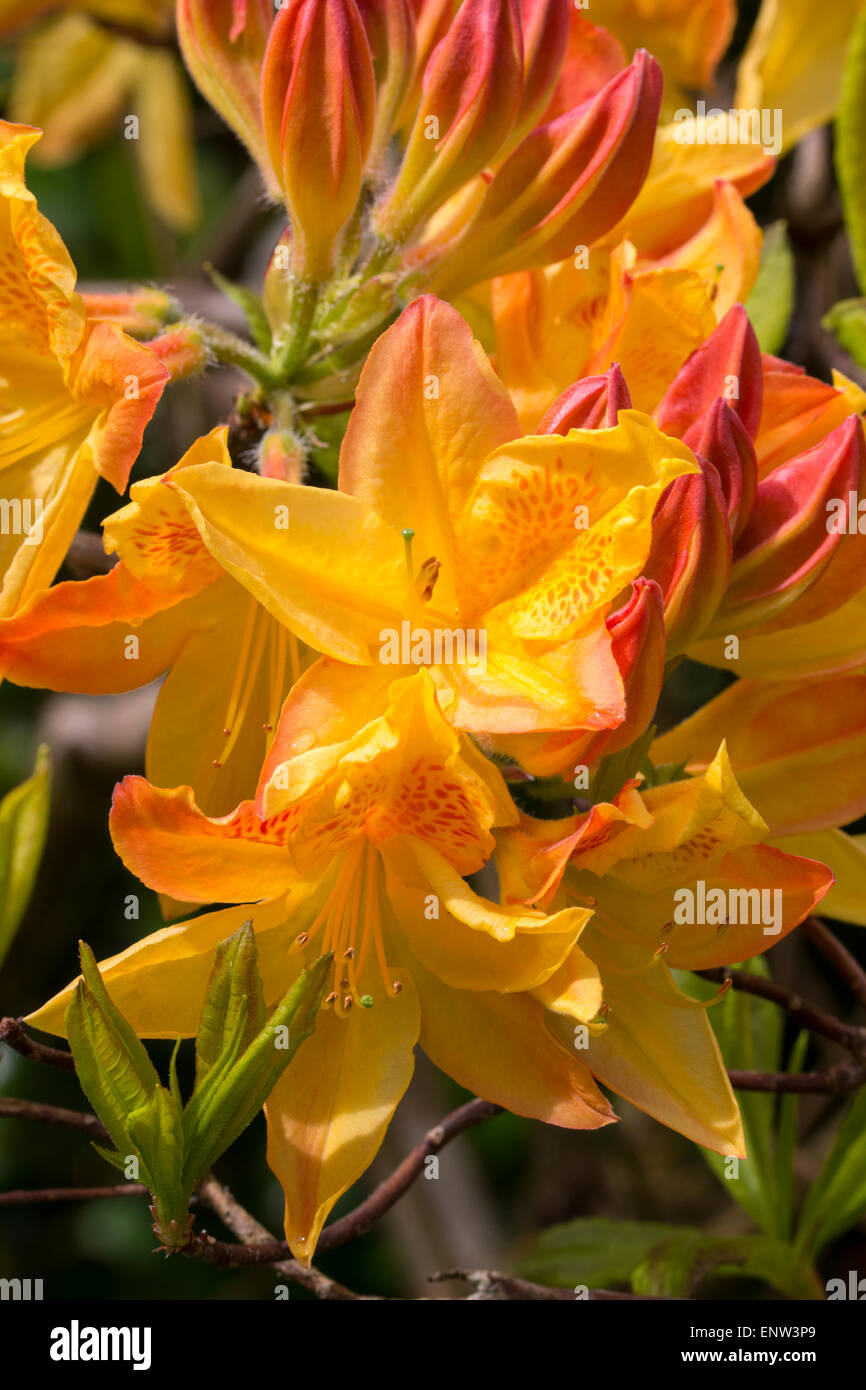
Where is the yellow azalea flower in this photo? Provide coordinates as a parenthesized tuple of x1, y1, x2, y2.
(30, 667, 612, 1260)
(0, 120, 168, 616)
(1, 5, 198, 231)
(496, 745, 833, 1153)
(162, 295, 698, 742)
(493, 238, 720, 432)
(735, 0, 865, 152)
(654, 674, 866, 927)
(0, 428, 312, 819)
(587, 0, 736, 98)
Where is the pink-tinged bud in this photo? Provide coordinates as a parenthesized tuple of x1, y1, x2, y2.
(643, 460, 733, 655)
(691, 398, 757, 544)
(396, 0, 456, 126)
(262, 0, 376, 281)
(755, 356, 866, 476)
(79, 286, 176, 336)
(654, 304, 762, 444)
(430, 51, 662, 294)
(712, 415, 866, 632)
(355, 0, 417, 167)
(503, 0, 570, 151)
(375, 0, 524, 244)
(146, 323, 210, 380)
(259, 428, 306, 482)
(177, 0, 275, 194)
(538, 364, 632, 433)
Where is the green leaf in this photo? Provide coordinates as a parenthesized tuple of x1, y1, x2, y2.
(182, 953, 332, 1188)
(515, 1218, 821, 1299)
(822, 298, 866, 369)
(194, 921, 265, 1088)
(126, 1085, 187, 1245)
(632, 1233, 821, 1300)
(745, 221, 795, 354)
(774, 1030, 809, 1242)
(836, 3, 866, 294)
(65, 981, 152, 1160)
(590, 725, 657, 806)
(0, 746, 51, 973)
(77, 943, 161, 1096)
(206, 264, 273, 354)
(700, 957, 783, 1235)
(515, 1218, 689, 1289)
(795, 1085, 866, 1259)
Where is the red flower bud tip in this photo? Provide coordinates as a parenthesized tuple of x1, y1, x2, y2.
(654, 303, 763, 444)
(375, 0, 524, 245)
(691, 398, 758, 543)
(644, 460, 733, 655)
(262, 0, 376, 282)
(717, 414, 866, 632)
(539, 364, 632, 434)
(588, 577, 666, 761)
(177, 0, 275, 195)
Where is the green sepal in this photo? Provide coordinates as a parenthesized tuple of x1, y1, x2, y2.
(194, 921, 265, 1088)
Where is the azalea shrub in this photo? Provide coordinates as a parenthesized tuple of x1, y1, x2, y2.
(1, 0, 866, 1317)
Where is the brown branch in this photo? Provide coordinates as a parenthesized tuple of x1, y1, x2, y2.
(62, 532, 116, 580)
(0, 1184, 147, 1206)
(429, 1270, 671, 1300)
(318, 1097, 502, 1253)
(0, 1018, 76, 1071)
(0, 1095, 107, 1139)
(697, 966, 866, 1053)
(194, 1175, 379, 1301)
(728, 1062, 866, 1094)
(803, 916, 866, 1013)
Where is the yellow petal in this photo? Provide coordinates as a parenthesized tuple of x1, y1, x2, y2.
(689, 587, 866, 680)
(409, 948, 616, 1129)
(384, 837, 588, 992)
(771, 828, 866, 927)
(170, 465, 406, 663)
(133, 48, 200, 231)
(27, 896, 301, 1038)
(265, 965, 419, 1261)
(736, 0, 864, 151)
(552, 931, 744, 1155)
(653, 675, 866, 836)
(339, 296, 520, 617)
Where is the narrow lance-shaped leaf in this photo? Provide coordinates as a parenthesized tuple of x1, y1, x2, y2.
(0, 745, 51, 973)
(126, 1086, 188, 1247)
(194, 921, 265, 1086)
(182, 953, 332, 1189)
(745, 221, 795, 355)
(795, 1085, 866, 1259)
(836, 2, 866, 294)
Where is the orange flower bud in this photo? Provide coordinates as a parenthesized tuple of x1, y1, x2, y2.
(375, 0, 524, 244)
(430, 50, 662, 294)
(177, 0, 275, 194)
(689, 397, 757, 544)
(79, 286, 176, 336)
(538, 363, 631, 433)
(259, 428, 306, 483)
(504, 0, 570, 150)
(586, 577, 666, 761)
(355, 0, 417, 167)
(146, 323, 210, 380)
(262, 0, 376, 281)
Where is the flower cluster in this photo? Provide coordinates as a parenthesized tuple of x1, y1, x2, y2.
(2, 0, 865, 1267)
